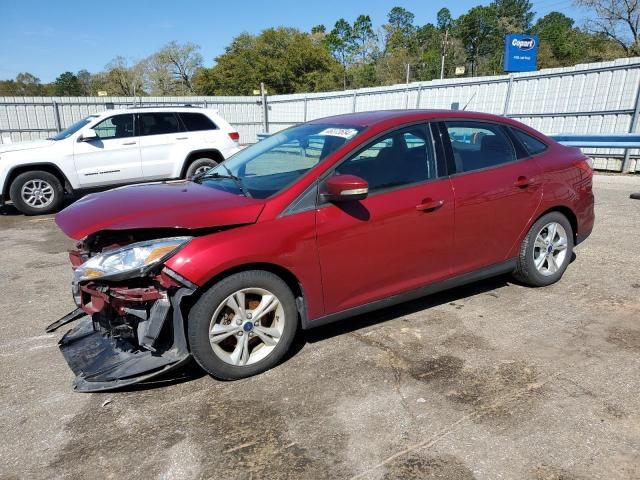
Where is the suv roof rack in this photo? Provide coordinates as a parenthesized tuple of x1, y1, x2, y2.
(126, 104, 202, 109)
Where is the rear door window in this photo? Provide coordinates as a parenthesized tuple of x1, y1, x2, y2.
(511, 128, 548, 157)
(139, 112, 181, 136)
(179, 112, 217, 131)
(444, 121, 516, 173)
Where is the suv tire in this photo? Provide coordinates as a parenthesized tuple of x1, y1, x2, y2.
(9, 170, 64, 215)
(188, 270, 298, 380)
(185, 157, 219, 178)
(513, 211, 574, 287)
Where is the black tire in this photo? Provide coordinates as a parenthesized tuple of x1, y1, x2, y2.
(513, 211, 574, 287)
(188, 270, 298, 380)
(9, 170, 64, 215)
(185, 157, 218, 178)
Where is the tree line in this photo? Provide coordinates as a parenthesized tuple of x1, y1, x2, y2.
(1, 0, 637, 97)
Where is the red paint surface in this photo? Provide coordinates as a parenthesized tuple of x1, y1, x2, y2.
(57, 110, 595, 324)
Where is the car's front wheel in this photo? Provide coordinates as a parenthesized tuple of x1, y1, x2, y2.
(188, 270, 298, 380)
(9, 170, 64, 215)
(513, 211, 574, 287)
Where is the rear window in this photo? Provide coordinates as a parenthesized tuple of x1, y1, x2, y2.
(512, 129, 548, 156)
(179, 112, 217, 131)
(139, 112, 180, 136)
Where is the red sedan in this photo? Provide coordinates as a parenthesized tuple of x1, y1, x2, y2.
(49, 110, 594, 391)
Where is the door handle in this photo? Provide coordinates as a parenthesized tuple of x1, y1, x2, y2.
(122, 141, 137, 145)
(176, 137, 189, 140)
(514, 176, 533, 188)
(416, 199, 444, 212)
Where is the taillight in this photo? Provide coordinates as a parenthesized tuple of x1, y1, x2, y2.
(577, 156, 593, 173)
(228, 132, 240, 141)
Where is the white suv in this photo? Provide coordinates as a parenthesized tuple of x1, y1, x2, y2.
(0, 106, 242, 215)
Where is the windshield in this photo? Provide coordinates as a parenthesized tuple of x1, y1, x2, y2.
(195, 123, 363, 199)
(50, 115, 98, 141)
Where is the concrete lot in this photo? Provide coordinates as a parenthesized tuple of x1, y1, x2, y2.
(1, 175, 639, 480)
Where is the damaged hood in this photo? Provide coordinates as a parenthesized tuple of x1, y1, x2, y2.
(56, 181, 266, 240)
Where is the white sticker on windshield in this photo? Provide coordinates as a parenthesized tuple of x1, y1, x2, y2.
(317, 128, 359, 139)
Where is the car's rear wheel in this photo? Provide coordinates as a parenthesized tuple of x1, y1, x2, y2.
(9, 170, 64, 215)
(185, 157, 218, 178)
(513, 211, 574, 287)
(188, 270, 298, 380)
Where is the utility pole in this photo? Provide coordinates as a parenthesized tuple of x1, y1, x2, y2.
(260, 82, 269, 133)
(440, 28, 449, 80)
(405, 64, 411, 109)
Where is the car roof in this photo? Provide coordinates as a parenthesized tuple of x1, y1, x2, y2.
(307, 109, 518, 128)
(96, 106, 218, 116)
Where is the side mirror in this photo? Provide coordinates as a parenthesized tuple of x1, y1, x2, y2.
(80, 129, 98, 142)
(322, 174, 369, 202)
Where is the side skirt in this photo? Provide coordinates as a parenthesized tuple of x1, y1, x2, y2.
(302, 259, 517, 330)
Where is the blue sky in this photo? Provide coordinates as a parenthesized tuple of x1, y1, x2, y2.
(1, 0, 582, 82)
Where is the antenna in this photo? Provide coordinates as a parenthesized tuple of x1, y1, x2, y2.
(462, 91, 477, 111)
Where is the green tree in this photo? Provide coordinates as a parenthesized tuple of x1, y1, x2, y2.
(455, 6, 496, 76)
(351, 15, 377, 63)
(53, 71, 83, 96)
(437, 8, 453, 31)
(76, 69, 93, 95)
(193, 28, 342, 95)
(325, 18, 354, 88)
(384, 6, 417, 51)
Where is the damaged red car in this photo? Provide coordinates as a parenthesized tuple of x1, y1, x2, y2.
(48, 110, 594, 392)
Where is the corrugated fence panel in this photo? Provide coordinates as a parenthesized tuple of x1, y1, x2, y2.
(2, 58, 640, 171)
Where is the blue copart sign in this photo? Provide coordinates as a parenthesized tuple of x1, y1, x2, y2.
(504, 34, 538, 72)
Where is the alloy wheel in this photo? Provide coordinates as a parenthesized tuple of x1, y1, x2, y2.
(208, 288, 285, 366)
(193, 165, 212, 176)
(21, 179, 55, 209)
(533, 221, 568, 276)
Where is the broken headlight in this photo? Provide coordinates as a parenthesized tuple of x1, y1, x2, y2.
(74, 237, 192, 283)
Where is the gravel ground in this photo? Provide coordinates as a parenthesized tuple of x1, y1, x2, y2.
(0, 174, 639, 480)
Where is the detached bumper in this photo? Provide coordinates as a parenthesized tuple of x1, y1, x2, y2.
(47, 287, 194, 392)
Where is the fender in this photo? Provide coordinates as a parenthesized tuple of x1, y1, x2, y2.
(2, 162, 75, 196)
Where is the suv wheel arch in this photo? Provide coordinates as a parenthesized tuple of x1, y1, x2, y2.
(3, 163, 72, 198)
(181, 150, 225, 178)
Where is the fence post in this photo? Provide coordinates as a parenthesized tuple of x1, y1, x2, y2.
(415, 84, 422, 109)
(622, 79, 640, 173)
(261, 82, 269, 133)
(53, 100, 62, 133)
(303, 95, 308, 122)
(503, 74, 514, 116)
(352, 91, 358, 113)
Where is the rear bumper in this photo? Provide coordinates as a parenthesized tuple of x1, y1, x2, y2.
(47, 287, 194, 392)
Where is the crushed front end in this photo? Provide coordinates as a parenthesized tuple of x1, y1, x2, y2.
(46, 232, 198, 392)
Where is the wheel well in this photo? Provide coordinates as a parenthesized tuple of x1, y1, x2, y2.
(3, 164, 71, 198)
(197, 263, 303, 301)
(187, 263, 306, 327)
(181, 150, 224, 178)
(536, 206, 578, 242)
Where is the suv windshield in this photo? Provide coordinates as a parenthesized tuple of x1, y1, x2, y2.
(50, 115, 99, 141)
(196, 123, 363, 199)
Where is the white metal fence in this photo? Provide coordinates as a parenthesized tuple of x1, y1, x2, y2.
(2, 57, 640, 172)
